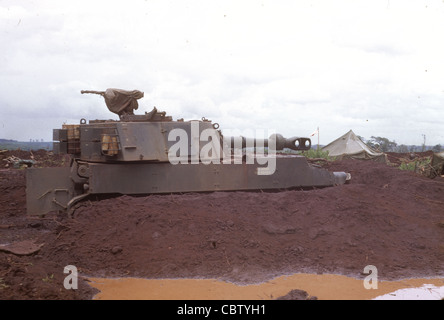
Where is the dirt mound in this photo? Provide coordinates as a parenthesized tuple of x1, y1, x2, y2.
(0, 149, 69, 168)
(0, 153, 443, 300)
(386, 151, 433, 167)
(275, 289, 317, 300)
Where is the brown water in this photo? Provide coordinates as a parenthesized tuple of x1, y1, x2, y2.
(89, 274, 444, 300)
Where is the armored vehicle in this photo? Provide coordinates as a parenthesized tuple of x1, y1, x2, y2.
(26, 89, 350, 216)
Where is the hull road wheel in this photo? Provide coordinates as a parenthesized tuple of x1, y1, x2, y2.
(67, 193, 90, 218)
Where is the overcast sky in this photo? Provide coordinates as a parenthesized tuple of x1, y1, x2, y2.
(1, 0, 443, 146)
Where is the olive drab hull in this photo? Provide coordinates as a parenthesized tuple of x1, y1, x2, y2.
(26, 89, 350, 216)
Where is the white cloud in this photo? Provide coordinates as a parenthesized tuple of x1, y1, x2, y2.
(0, 0, 443, 146)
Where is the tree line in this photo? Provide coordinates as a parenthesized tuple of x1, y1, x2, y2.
(358, 136, 442, 153)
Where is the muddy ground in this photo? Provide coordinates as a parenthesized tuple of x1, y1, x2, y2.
(0, 150, 443, 300)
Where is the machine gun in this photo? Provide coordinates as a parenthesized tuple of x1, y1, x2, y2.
(81, 88, 144, 116)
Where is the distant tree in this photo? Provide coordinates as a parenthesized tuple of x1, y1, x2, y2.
(432, 144, 442, 153)
(397, 144, 409, 153)
(369, 136, 397, 152)
(366, 140, 377, 149)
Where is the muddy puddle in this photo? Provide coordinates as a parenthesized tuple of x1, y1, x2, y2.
(89, 274, 444, 300)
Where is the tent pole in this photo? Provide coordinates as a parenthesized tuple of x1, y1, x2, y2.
(317, 126, 319, 151)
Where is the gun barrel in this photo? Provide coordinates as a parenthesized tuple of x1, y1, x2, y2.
(223, 134, 311, 151)
(80, 90, 105, 95)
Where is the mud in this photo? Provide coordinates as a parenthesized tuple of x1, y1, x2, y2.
(0, 150, 443, 300)
(88, 275, 444, 300)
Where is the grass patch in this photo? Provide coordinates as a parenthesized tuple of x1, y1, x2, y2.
(302, 149, 336, 161)
(399, 158, 431, 174)
(0, 278, 9, 290)
(42, 274, 54, 283)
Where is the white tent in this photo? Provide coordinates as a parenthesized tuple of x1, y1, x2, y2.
(322, 130, 387, 163)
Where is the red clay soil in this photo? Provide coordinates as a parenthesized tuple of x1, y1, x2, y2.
(0, 151, 443, 300)
(385, 151, 434, 167)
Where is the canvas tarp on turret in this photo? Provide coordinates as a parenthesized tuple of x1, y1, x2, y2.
(80, 88, 144, 116)
(322, 130, 387, 163)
